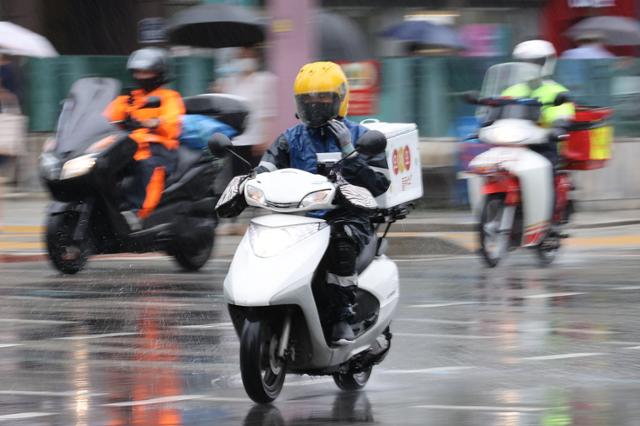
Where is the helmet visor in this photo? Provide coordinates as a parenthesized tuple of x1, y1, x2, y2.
(295, 92, 340, 128)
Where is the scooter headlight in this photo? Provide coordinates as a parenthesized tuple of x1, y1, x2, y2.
(60, 153, 97, 180)
(246, 184, 266, 206)
(299, 189, 332, 208)
(248, 222, 323, 258)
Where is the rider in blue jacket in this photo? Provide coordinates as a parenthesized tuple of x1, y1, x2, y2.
(257, 62, 390, 345)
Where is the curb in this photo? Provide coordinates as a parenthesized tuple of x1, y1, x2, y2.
(0, 253, 47, 263)
(1, 220, 638, 264)
(388, 219, 640, 233)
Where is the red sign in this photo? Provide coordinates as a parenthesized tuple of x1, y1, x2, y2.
(339, 61, 380, 116)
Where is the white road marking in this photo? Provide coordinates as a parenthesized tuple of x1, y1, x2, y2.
(56, 332, 139, 340)
(395, 318, 477, 325)
(524, 292, 585, 299)
(521, 352, 604, 361)
(176, 322, 233, 330)
(611, 286, 640, 291)
(0, 390, 106, 397)
(413, 405, 548, 413)
(381, 366, 475, 374)
(396, 255, 473, 263)
(624, 346, 640, 350)
(536, 328, 619, 335)
(395, 332, 498, 340)
(284, 378, 335, 387)
(0, 344, 21, 349)
(602, 341, 640, 346)
(0, 412, 55, 421)
(409, 302, 478, 308)
(197, 396, 248, 402)
(0, 318, 76, 325)
(102, 394, 206, 407)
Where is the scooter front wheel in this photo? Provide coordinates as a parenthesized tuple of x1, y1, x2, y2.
(45, 213, 90, 274)
(239, 320, 286, 403)
(479, 194, 510, 268)
(333, 366, 373, 391)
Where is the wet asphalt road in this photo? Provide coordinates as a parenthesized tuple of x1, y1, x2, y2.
(1, 231, 640, 426)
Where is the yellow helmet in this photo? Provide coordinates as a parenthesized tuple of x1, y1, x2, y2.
(293, 61, 349, 127)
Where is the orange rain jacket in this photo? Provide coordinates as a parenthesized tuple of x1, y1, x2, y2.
(105, 87, 185, 161)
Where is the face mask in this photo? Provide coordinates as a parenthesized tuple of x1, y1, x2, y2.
(233, 57, 258, 74)
(136, 75, 163, 93)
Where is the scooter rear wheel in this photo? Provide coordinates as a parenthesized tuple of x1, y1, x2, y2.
(333, 366, 373, 391)
(536, 234, 560, 266)
(45, 213, 90, 274)
(240, 320, 286, 403)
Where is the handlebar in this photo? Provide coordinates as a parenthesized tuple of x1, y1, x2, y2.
(474, 97, 545, 108)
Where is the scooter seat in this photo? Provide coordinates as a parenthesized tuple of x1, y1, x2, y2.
(356, 235, 379, 274)
(167, 146, 204, 187)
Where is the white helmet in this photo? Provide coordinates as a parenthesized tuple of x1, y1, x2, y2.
(513, 40, 557, 77)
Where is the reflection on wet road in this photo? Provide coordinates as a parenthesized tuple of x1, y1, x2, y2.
(1, 241, 640, 425)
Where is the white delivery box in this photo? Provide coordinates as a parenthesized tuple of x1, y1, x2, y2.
(361, 120, 423, 208)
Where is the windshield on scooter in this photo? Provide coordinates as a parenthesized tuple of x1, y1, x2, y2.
(54, 77, 124, 157)
(477, 62, 543, 124)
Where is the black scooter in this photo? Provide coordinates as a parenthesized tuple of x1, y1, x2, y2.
(39, 77, 247, 274)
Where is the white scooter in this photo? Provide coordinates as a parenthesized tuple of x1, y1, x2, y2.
(210, 133, 407, 403)
(464, 63, 572, 267)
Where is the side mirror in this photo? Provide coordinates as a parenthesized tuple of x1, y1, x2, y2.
(553, 93, 570, 107)
(463, 91, 481, 105)
(142, 96, 161, 109)
(357, 130, 387, 156)
(208, 133, 233, 157)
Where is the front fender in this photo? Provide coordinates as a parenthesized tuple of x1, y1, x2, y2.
(224, 220, 330, 307)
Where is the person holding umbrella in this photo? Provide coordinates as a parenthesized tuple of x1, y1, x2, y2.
(562, 31, 615, 59)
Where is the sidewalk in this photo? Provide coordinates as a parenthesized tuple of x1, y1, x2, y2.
(1, 196, 638, 261)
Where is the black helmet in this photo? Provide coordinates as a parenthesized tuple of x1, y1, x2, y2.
(127, 48, 169, 92)
(127, 47, 168, 74)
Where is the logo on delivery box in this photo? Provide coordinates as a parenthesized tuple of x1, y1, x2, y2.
(392, 145, 412, 175)
(391, 145, 414, 191)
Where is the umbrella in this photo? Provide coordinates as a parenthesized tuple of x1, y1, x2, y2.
(566, 16, 640, 46)
(381, 20, 465, 50)
(0, 21, 58, 58)
(166, 4, 266, 49)
(315, 11, 371, 62)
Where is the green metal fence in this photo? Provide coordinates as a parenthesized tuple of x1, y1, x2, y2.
(26, 55, 215, 132)
(25, 55, 640, 136)
(372, 57, 639, 138)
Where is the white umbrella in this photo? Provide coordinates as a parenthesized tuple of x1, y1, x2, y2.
(566, 16, 640, 46)
(0, 21, 58, 58)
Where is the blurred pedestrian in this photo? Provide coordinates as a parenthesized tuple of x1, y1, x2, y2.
(561, 32, 615, 59)
(0, 75, 24, 190)
(214, 45, 277, 235)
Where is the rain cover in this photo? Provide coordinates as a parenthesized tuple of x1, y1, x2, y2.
(55, 77, 124, 156)
(479, 62, 542, 99)
(477, 62, 543, 122)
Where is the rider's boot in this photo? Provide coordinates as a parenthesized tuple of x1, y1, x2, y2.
(327, 276, 357, 345)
